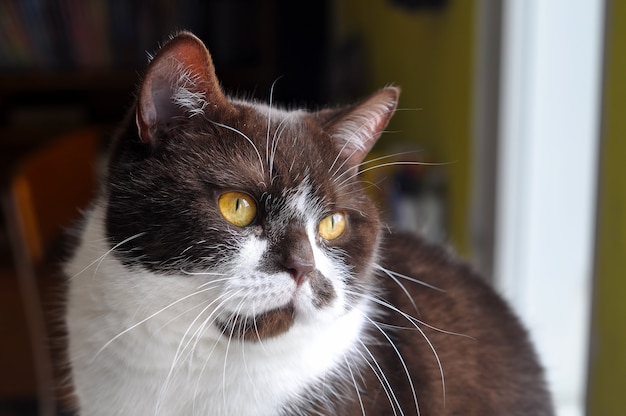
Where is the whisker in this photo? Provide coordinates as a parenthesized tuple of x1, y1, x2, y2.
(159, 281, 226, 335)
(376, 265, 420, 316)
(333, 150, 422, 183)
(210, 120, 265, 176)
(69, 232, 145, 280)
(158, 289, 243, 414)
(269, 115, 291, 184)
(365, 316, 419, 416)
(356, 340, 402, 416)
(157, 301, 217, 413)
(354, 290, 473, 408)
(374, 264, 444, 292)
(338, 160, 453, 189)
(171, 289, 242, 370)
(181, 268, 227, 276)
(366, 291, 472, 340)
(194, 277, 231, 291)
(266, 79, 278, 165)
(92, 283, 228, 362)
(251, 301, 270, 354)
(327, 105, 401, 179)
(332, 179, 386, 202)
(193, 315, 231, 413)
(328, 139, 353, 177)
(344, 353, 367, 416)
(154, 297, 214, 333)
(233, 297, 255, 385)
(222, 299, 243, 413)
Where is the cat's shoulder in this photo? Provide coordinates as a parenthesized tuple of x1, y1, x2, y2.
(377, 229, 518, 326)
(379, 229, 480, 287)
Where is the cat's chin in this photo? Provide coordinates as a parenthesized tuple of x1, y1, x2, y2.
(216, 302, 296, 341)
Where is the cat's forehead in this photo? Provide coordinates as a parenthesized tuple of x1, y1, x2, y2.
(231, 101, 321, 145)
(200, 102, 336, 189)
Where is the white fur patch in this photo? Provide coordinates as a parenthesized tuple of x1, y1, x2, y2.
(170, 60, 208, 116)
(65, 203, 367, 415)
(219, 236, 295, 317)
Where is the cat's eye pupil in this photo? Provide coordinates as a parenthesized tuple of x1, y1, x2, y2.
(218, 192, 256, 227)
(319, 212, 346, 241)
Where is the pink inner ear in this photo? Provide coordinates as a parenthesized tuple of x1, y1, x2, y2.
(334, 87, 400, 166)
(136, 77, 157, 143)
(135, 32, 230, 145)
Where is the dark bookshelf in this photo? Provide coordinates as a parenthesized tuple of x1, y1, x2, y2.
(0, 0, 334, 128)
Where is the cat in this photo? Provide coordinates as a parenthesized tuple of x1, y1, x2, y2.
(64, 31, 554, 415)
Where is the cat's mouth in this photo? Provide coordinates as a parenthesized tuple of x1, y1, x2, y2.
(216, 302, 296, 341)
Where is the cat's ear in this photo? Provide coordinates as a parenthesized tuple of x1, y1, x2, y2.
(136, 32, 232, 144)
(320, 87, 400, 166)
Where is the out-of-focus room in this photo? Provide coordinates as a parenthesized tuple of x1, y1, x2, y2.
(0, 0, 623, 415)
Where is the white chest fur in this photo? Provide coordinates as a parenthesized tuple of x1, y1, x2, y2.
(65, 208, 369, 415)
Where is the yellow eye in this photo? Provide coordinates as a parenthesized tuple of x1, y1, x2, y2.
(318, 212, 346, 241)
(218, 192, 257, 227)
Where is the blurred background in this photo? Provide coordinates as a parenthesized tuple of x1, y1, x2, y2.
(0, 0, 623, 415)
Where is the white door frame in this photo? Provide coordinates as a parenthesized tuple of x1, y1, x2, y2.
(474, 1, 605, 415)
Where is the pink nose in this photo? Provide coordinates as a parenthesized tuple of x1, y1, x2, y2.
(282, 255, 315, 286)
(280, 238, 315, 286)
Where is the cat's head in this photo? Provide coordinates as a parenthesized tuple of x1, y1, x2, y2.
(105, 32, 399, 341)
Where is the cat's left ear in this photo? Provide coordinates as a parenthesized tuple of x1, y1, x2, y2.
(320, 87, 400, 166)
(136, 32, 233, 145)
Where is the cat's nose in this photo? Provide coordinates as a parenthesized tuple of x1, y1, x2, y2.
(281, 240, 315, 286)
(284, 257, 315, 286)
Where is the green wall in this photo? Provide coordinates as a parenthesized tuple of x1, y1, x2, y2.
(587, 1, 626, 413)
(335, 1, 626, 412)
(335, 0, 476, 253)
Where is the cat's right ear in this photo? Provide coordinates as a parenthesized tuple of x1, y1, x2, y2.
(319, 87, 400, 167)
(136, 32, 233, 145)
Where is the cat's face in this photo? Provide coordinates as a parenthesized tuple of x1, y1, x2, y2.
(104, 32, 399, 341)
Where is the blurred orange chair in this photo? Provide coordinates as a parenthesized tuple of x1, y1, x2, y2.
(2, 129, 102, 416)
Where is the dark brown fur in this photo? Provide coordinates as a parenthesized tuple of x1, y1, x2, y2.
(358, 232, 552, 415)
(85, 32, 554, 415)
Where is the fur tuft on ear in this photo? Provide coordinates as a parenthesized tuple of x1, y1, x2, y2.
(320, 87, 400, 167)
(135, 32, 232, 144)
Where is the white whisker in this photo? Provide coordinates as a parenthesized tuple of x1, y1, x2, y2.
(154, 297, 213, 334)
(376, 266, 420, 316)
(356, 340, 402, 416)
(157, 288, 243, 415)
(221, 297, 243, 414)
(92, 283, 227, 362)
(374, 263, 444, 292)
(251, 300, 270, 354)
(345, 353, 366, 416)
(269, 115, 291, 184)
(180, 269, 228, 277)
(333, 150, 421, 183)
(328, 139, 353, 177)
(69, 232, 145, 281)
(355, 290, 472, 408)
(266, 77, 282, 164)
(365, 316, 419, 416)
(210, 120, 265, 176)
(193, 313, 230, 413)
(338, 160, 453, 189)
